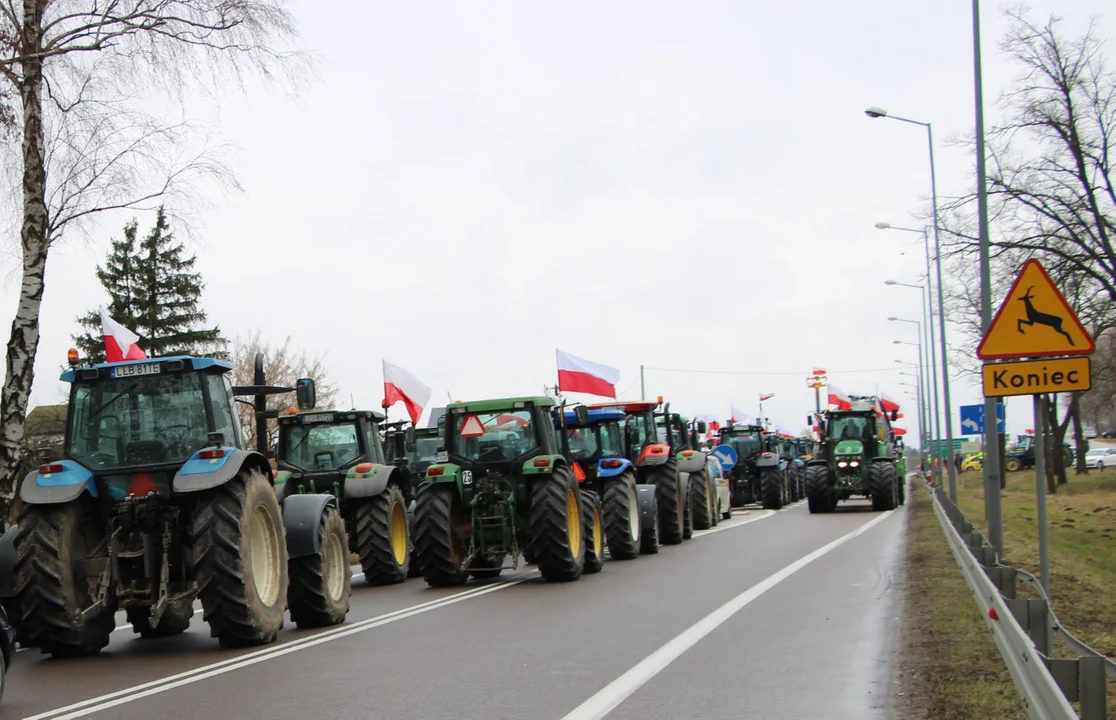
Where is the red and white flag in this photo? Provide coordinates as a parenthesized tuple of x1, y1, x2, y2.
(556, 350, 620, 398)
(730, 404, 747, 423)
(812, 367, 826, 376)
(101, 307, 146, 362)
(827, 384, 852, 410)
(879, 392, 900, 413)
(759, 393, 775, 402)
(383, 360, 432, 425)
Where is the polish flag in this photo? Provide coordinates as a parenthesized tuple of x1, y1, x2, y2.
(813, 367, 826, 376)
(827, 384, 852, 410)
(383, 360, 432, 425)
(893, 427, 908, 436)
(101, 307, 146, 362)
(879, 392, 900, 413)
(759, 393, 775, 402)
(556, 350, 619, 398)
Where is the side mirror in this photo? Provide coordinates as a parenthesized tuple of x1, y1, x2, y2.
(404, 426, 415, 445)
(891, 410, 899, 421)
(575, 406, 590, 424)
(296, 378, 316, 410)
(807, 414, 813, 426)
(697, 421, 707, 434)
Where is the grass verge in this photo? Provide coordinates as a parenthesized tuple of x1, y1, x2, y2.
(897, 479, 1026, 719)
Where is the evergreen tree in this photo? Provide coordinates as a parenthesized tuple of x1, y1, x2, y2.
(74, 207, 227, 362)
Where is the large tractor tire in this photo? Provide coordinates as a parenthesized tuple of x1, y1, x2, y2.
(14, 498, 116, 657)
(602, 472, 640, 560)
(1005, 457, 1022, 472)
(869, 462, 898, 512)
(682, 479, 695, 540)
(788, 469, 801, 502)
(760, 468, 784, 510)
(651, 461, 684, 545)
(690, 471, 713, 530)
(127, 605, 193, 638)
(288, 505, 351, 629)
(191, 468, 288, 648)
(582, 491, 605, 574)
(354, 484, 410, 585)
(805, 464, 835, 514)
(638, 489, 661, 555)
(406, 510, 424, 578)
(414, 484, 469, 587)
(529, 467, 585, 582)
(897, 474, 907, 506)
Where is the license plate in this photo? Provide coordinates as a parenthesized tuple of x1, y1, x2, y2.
(435, 451, 448, 463)
(111, 363, 161, 378)
(301, 413, 334, 424)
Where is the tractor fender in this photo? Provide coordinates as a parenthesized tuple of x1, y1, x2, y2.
(0, 524, 18, 599)
(635, 484, 658, 531)
(597, 457, 634, 478)
(20, 460, 97, 505)
(173, 448, 271, 493)
(281, 493, 339, 559)
(676, 451, 706, 474)
(635, 444, 671, 467)
(344, 464, 400, 500)
(754, 451, 780, 468)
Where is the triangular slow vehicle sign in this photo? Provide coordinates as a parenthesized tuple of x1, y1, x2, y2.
(459, 414, 486, 438)
(977, 259, 1095, 359)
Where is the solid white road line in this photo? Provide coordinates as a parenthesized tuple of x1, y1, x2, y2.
(561, 510, 895, 720)
(27, 574, 534, 720)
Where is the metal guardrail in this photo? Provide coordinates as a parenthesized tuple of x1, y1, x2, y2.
(926, 480, 1109, 720)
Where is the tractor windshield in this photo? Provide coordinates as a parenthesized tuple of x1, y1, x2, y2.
(282, 421, 362, 471)
(565, 426, 598, 461)
(408, 434, 442, 465)
(828, 415, 875, 442)
(726, 433, 761, 457)
(451, 410, 537, 463)
(68, 372, 220, 471)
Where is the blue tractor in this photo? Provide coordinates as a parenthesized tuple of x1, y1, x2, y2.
(0, 350, 351, 657)
(555, 407, 661, 559)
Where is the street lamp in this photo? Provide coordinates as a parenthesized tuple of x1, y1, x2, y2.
(893, 336, 932, 479)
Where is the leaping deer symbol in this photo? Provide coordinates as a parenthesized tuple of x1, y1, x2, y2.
(1017, 286, 1074, 346)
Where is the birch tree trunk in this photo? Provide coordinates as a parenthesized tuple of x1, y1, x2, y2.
(0, 1, 48, 503)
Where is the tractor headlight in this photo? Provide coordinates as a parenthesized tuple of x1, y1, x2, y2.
(838, 461, 848, 468)
(850, 461, 860, 468)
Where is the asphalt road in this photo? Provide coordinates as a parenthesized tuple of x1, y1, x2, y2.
(4, 497, 907, 720)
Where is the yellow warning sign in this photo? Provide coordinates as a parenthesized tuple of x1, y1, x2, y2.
(982, 357, 1091, 397)
(977, 259, 1095, 359)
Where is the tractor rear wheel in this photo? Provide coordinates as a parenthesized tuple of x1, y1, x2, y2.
(638, 488, 661, 555)
(805, 465, 834, 514)
(192, 468, 288, 648)
(406, 509, 423, 578)
(682, 479, 695, 540)
(15, 498, 115, 656)
(127, 605, 193, 638)
(414, 484, 469, 587)
(355, 484, 410, 585)
(602, 472, 640, 560)
(760, 468, 784, 510)
(288, 504, 351, 628)
(690, 471, 712, 530)
(529, 467, 585, 582)
(582, 491, 605, 574)
(897, 474, 907, 506)
(652, 461, 684, 545)
(1005, 457, 1022, 472)
(869, 462, 898, 512)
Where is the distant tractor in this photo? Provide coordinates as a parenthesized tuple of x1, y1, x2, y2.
(717, 424, 785, 509)
(413, 397, 604, 586)
(274, 408, 415, 585)
(0, 351, 350, 657)
(804, 397, 901, 514)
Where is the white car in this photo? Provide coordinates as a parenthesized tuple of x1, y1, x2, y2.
(706, 455, 733, 521)
(1083, 447, 1116, 470)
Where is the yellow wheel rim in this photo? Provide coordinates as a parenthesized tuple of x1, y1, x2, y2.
(566, 488, 581, 558)
(593, 507, 603, 557)
(390, 501, 408, 565)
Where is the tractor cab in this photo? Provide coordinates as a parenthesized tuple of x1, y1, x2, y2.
(717, 424, 765, 460)
(276, 409, 386, 478)
(440, 397, 569, 481)
(554, 407, 628, 479)
(383, 422, 443, 478)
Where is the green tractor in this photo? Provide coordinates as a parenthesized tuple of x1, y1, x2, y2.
(717, 423, 785, 509)
(0, 351, 351, 656)
(412, 397, 605, 586)
(804, 397, 901, 513)
(382, 421, 444, 496)
(274, 408, 416, 585)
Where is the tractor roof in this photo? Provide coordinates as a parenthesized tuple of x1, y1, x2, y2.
(557, 408, 626, 426)
(586, 401, 659, 413)
(446, 396, 555, 414)
(60, 355, 231, 383)
(656, 414, 691, 425)
(414, 427, 440, 437)
(279, 409, 385, 423)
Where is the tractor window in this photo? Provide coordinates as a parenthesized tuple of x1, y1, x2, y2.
(409, 435, 442, 464)
(68, 373, 210, 470)
(450, 411, 537, 463)
(624, 414, 654, 452)
(206, 375, 237, 449)
(283, 422, 362, 471)
(828, 416, 874, 442)
(565, 426, 598, 461)
(729, 435, 761, 457)
(598, 422, 624, 457)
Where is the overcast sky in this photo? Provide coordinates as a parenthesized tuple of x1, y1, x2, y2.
(3, 0, 1111, 441)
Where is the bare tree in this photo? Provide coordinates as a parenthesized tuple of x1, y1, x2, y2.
(231, 331, 337, 452)
(0, 2, 304, 501)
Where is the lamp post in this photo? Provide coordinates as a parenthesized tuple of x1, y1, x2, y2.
(893, 337, 929, 466)
(890, 319, 930, 471)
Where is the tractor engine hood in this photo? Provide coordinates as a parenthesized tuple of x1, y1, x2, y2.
(834, 440, 864, 457)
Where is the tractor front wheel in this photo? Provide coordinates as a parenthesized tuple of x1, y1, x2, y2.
(805, 465, 835, 514)
(15, 498, 115, 656)
(355, 484, 411, 585)
(582, 491, 605, 574)
(288, 504, 351, 628)
(691, 471, 713, 530)
(192, 468, 288, 648)
(869, 462, 898, 512)
(1005, 457, 1023, 472)
(529, 467, 585, 582)
(639, 488, 661, 555)
(602, 472, 640, 560)
(760, 468, 784, 510)
(414, 484, 469, 588)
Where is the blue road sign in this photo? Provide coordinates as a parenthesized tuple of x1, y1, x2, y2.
(959, 403, 1005, 435)
(712, 445, 738, 470)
